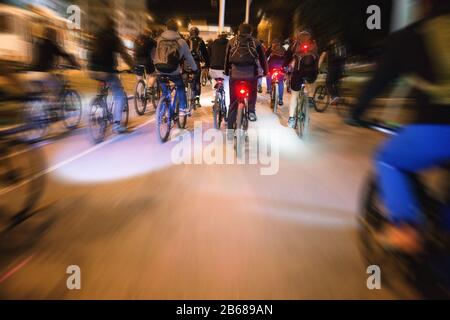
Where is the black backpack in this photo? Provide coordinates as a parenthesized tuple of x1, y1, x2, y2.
(189, 37, 203, 61)
(229, 35, 258, 66)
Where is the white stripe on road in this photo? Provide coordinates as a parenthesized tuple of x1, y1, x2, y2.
(0, 118, 155, 196)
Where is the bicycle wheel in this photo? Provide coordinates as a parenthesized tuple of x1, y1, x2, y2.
(156, 97, 171, 142)
(61, 89, 82, 130)
(134, 80, 147, 116)
(313, 85, 330, 113)
(213, 99, 220, 130)
(150, 82, 160, 110)
(271, 84, 278, 113)
(88, 97, 108, 144)
(296, 95, 309, 139)
(121, 99, 129, 129)
(235, 103, 246, 158)
(201, 70, 208, 87)
(21, 99, 49, 143)
(176, 99, 187, 129)
(0, 141, 46, 220)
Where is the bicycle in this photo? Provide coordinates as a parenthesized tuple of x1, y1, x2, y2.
(183, 72, 197, 112)
(155, 75, 188, 143)
(133, 65, 160, 116)
(293, 82, 311, 139)
(0, 118, 46, 223)
(233, 81, 250, 158)
(88, 70, 131, 144)
(313, 73, 349, 118)
(357, 120, 450, 298)
(269, 68, 284, 113)
(24, 65, 82, 142)
(212, 77, 227, 130)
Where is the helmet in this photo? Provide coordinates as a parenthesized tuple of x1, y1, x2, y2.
(190, 27, 200, 37)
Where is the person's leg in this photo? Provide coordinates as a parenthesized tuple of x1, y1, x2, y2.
(376, 125, 450, 226)
(106, 74, 126, 122)
(172, 75, 188, 113)
(289, 90, 299, 118)
(248, 78, 258, 120)
(278, 75, 285, 103)
(227, 78, 238, 130)
(266, 76, 272, 95)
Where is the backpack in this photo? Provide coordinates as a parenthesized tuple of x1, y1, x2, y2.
(189, 37, 203, 61)
(229, 36, 258, 66)
(154, 38, 181, 73)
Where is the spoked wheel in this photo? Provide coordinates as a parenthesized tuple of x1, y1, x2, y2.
(313, 85, 330, 113)
(176, 99, 187, 130)
(150, 83, 161, 110)
(121, 100, 129, 129)
(359, 175, 417, 298)
(134, 80, 147, 116)
(21, 99, 49, 143)
(0, 141, 46, 221)
(234, 104, 246, 158)
(61, 89, 82, 130)
(156, 97, 171, 143)
(88, 98, 108, 144)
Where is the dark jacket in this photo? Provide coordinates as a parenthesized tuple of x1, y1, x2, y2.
(89, 29, 133, 73)
(31, 38, 78, 72)
(187, 36, 210, 68)
(353, 11, 450, 125)
(134, 34, 156, 73)
(224, 35, 268, 79)
(266, 45, 286, 70)
(209, 36, 228, 70)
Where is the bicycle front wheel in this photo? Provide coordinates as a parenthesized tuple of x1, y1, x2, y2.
(88, 98, 108, 144)
(134, 80, 147, 116)
(21, 99, 49, 143)
(296, 95, 310, 139)
(313, 85, 330, 113)
(156, 97, 171, 142)
(62, 89, 82, 130)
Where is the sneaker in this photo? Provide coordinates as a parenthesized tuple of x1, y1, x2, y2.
(278, 100, 284, 106)
(288, 117, 296, 128)
(113, 122, 126, 134)
(226, 129, 235, 141)
(195, 96, 201, 108)
(257, 85, 262, 93)
(248, 112, 257, 122)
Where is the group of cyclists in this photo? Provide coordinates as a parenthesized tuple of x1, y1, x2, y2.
(0, 0, 449, 285)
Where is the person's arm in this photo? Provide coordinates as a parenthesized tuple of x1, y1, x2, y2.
(282, 45, 294, 68)
(180, 40, 198, 72)
(318, 52, 327, 70)
(352, 41, 400, 120)
(117, 37, 134, 69)
(200, 40, 210, 68)
(257, 42, 268, 76)
(224, 40, 232, 76)
(55, 43, 80, 68)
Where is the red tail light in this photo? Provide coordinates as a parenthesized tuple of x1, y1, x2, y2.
(237, 82, 249, 98)
(271, 68, 283, 80)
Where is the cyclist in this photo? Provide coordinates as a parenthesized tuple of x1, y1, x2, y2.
(88, 18, 134, 134)
(209, 32, 230, 111)
(266, 39, 287, 106)
(318, 38, 346, 105)
(187, 27, 210, 108)
(283, 29, 319, 128)
(153, 19, 197, 117)
(348, 0, 450, 253)
(133, 28, 157, 90)
(30, 27, 80, 100)
(224, 23, 268, 139)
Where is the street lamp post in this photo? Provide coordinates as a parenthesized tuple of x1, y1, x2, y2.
(245, 0, 251, 24)
(219, 0, 225, 33)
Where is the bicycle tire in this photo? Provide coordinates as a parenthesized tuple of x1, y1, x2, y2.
(235, 103, 246, 158)
(21, 99, 49, 143)
(134, 80, 147, 116)
(61, 89, 82, 130)
(156, 97, 171, 142)
(313, 85, 330, 113)
(88, 97, 108, 144)
(177, 99, 187, 130)
(121, 99, 129, 129)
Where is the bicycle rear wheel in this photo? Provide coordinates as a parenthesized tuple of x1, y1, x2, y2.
(313, 85, 330, 113)
(121, 99, 129, 129)
(61, 89, 82, 130)
(235, 103, 246, 158)
(21, 99, 49, 143)
(177, 99, 187, 130)
(156, 97, 171, 142)
(88, 97, 108, 144)
(134, 80, 147, 116)
(296, 95, 310, 139)
(0, 141, 46, 220)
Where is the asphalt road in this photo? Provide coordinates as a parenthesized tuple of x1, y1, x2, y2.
(0, 75, 401, 299)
